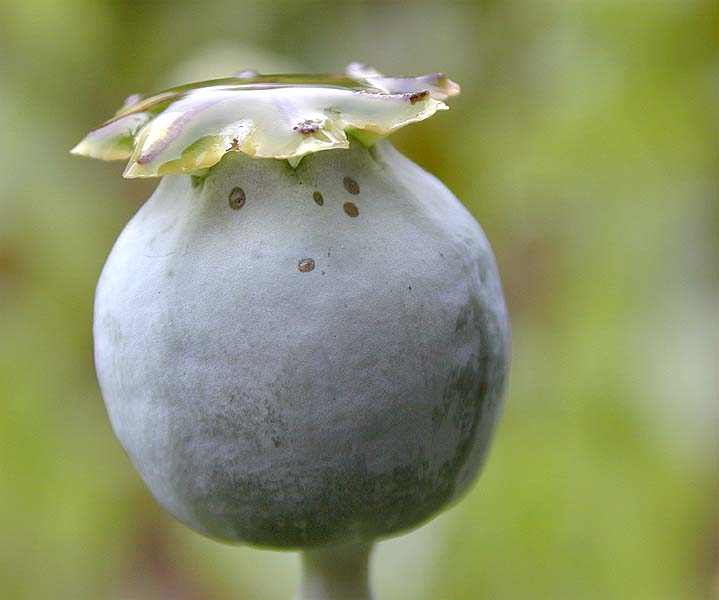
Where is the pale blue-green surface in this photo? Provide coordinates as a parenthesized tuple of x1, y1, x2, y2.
(0, 1, 715, 599)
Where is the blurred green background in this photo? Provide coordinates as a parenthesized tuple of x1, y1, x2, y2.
(0, 1, 716, 599)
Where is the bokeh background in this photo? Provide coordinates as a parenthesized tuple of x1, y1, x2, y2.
(0, 1, 716, 599)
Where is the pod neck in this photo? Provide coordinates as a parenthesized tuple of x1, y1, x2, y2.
(295, 542, 374, 600)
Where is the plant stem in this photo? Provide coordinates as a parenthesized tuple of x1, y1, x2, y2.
(294, 541, 374, 600)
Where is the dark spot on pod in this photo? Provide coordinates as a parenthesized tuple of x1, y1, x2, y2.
(343, 177, 360, 195)
(404, 90, 430, 105)
(298, 257, 315, 272)
(229, 187, 246, 210)
(313, 191, 324, 206)
(190, 175, 204, 189)
(294, 120, 320, 134)
(343, 202, 359, 218)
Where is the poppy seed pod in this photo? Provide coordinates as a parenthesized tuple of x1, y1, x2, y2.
(73, 64, 510, 600)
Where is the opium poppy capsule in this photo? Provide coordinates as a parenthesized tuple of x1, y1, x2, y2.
(73, 64, 510, 600)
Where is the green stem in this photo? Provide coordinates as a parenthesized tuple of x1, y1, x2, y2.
(294, 542, 374, 600)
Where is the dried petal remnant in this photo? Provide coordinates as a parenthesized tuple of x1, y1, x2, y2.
(228, 187, 246, 210)
(298, 257, 315, 272)
(343, 177, 360, 195)
(343, 202, 359, 218)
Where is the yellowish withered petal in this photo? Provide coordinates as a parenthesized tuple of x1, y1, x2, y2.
(70, 66, 460, 178)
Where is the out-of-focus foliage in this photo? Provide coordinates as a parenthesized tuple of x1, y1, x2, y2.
(0, 1, 715, 599)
